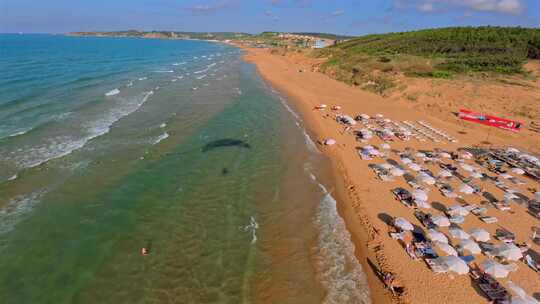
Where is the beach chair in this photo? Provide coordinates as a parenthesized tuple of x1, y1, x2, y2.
(524, 254, 539, 272)
(471, 206, 488, 216)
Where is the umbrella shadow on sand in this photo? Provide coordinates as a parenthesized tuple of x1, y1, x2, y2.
(432, 201, 447, 213)
(378, 213, 394, 226)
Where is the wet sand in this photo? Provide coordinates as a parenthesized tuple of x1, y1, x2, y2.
(242, 47, 540, 304)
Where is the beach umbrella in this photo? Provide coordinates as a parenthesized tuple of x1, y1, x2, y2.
(461, 164, 475, 172)
(459, 239, 481, 255)
(449, 215, 465, 224)
(415, 200, 432, 209)
(359, 113, 370, 120)
(470, 171, 483, 179)
(469, 228, 490, 242)
(507, 147, 520, 154)
(415, 152, 426, 158)
(449, 227, 470, 240)
(408, 163, 422, 171)
(375, 113, 384, 118)
(495, 243, 522, 261)
(390, 168, 405, 177)
(401, 158, 412, 165)
(440, 152, 452, 159)
(394, 217, 414, 231)
(459, 184, 475, 194)
(438, 169, 453, 178)
(324, 139, 336, 146)
(381, 143, 391, 150)
(380, 163, 393, 170)
(511, 168, 525, 175)
(508, 282, 539, 304)
(461, 152, 473, 159)
(447, 205, 469, 217)
(481, 260, 511, 278)
(501, 173, 513, 179)
(418, 173, 436, 185)
(437, 256, 469, 275)
(534, 192, 540, 201)
(435, 241, 458, 256)
(428, 229, 448, 243)
(412, 189, 428, 202)
(504, 192, 518, 202)
(432, 215, 450, 227)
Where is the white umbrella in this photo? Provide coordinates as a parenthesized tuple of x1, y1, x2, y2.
(470, 171, 483, 179)
(440, 152, 452, 159)
(459, 184, 474, 194)
(408, 163, 422, 171)
(438, 169, 453, 178)
(380, 143, 391, 150)
(412, 189, 428, 202)
(435, 241, 458, 256)
(380, 163, 393, 170)
(481, 260, 511, 278)
(447, 205, 469, 217)
(495, 243, 522, 261)
(501, 173, 513, 179)
(461, 152, 473, 159)
(390, 168, 405, 177)
(511, 168, 525, 175)
(432, 215, 450, 227)
(428, 229, 448, 243)
(401, 158, 412, 165)
(449, 227, 470, 240)
(504, 192, 518, 202)
(394, 217, 414, 231)
(415, 200, 432, 209)
(469, 228, 490, 242)
(415, 152, 426, 158)
(418, 173, 436, 185)
(359, 113, 370, 120)
(507, 147, 520, 154)
(437, 256, 469, 275)
(507, 281, 539, 304)
(324, 139, 336, 145)
(461, 164, 475, 172)
(534, 191, 540, 201)
(459, 239, 481, 255)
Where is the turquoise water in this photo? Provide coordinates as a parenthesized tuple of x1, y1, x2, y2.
(0, 35, 370, 303)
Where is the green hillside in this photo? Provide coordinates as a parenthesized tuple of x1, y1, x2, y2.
(314, 27, 540, 94)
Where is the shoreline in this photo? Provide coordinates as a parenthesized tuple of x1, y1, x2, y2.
(241, 46, 540, 304)
(242, 47, 397, 303)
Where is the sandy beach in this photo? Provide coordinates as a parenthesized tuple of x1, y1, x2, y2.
(243, 46, 540, 303)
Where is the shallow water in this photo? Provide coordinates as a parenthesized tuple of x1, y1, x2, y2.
(0, 34, 370, 304)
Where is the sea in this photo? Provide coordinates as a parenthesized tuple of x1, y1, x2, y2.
(0, 34, 370, 304)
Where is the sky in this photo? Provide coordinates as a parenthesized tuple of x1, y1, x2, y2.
(0, 0, 538, 35)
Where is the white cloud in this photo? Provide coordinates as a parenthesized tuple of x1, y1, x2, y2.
(393, 0, 524, 15)
(332, 10, 345, 16)
(418, 3, 434, 12)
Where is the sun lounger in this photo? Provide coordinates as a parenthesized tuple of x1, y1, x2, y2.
(479, 216, 498, 224)
(471, 206, 488, 216)
(495, 228, 515, 243)
(392, 187, 414, 208)
(414, 211, 436, 229)
(406, 243, 419, 260)
(470, 269, 511, 304)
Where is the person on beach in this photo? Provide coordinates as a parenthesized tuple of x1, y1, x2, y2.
(383, 272, 396, 296)
(141, 247, 149, 256)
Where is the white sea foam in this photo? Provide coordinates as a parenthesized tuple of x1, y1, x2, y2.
(160, 123, 167, 128)
(153, 132, 169, 145)
(310, 174, 372, 304)
(8, 129, 31, 138)
(152, 70, 174, 73)
(8, 91, 154, 169)
(196, 75, 207, 80)
(138, 77, 148, 81)
(0, 190, 45, 235)
(105, 88, 120, 97)
(126, 81, 133, 87)
(7, 174, 18, 181)
(171, 79, 177, 82)
(242, 216, 259, 244)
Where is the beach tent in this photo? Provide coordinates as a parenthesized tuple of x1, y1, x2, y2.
(394, 217, 414, 231)
(511, 168, 525, 175)
(324, 139, 336, 146)
(449, 227, 470, 240)
(469, 228, 490, 242)
(432, 215, 451, 227)
(408, 163, 422, 171)
(495, 243, 522, 261)
(436, 256, 469, 275)
(390, 168, 405, 177)
(438, 169, 453, 178)
(447, 205, 469, 217)
(435, 241, 457, 256)
(428, 229, 448, 243)
(481, 260, 511, 278)
(459, 184, 475, 194)
(459, 239, 481, 255)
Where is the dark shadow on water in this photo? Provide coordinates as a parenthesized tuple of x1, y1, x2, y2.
(222, 168, 229, 175)
(201, 138, 251, 153)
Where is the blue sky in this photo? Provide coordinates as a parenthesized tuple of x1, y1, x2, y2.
(0, 0, 538, 35)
